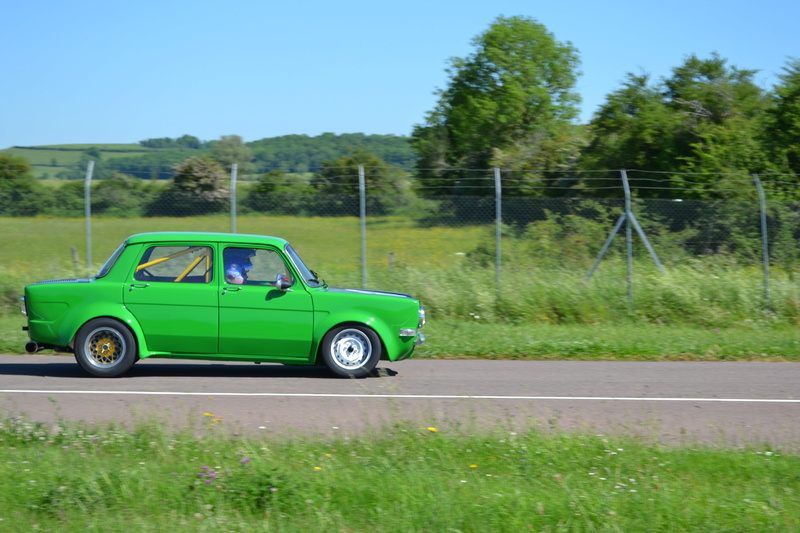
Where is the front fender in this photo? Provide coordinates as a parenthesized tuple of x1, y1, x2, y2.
(311, 311, 416, 362)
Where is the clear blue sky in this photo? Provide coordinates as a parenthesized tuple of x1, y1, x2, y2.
(1, 0, 797, 149)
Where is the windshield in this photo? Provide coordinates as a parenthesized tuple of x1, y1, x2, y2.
(285, 244, 324, 287)
(96, 242, 126, 278)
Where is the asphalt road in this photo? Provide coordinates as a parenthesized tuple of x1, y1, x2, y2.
(2, 355, 799, 447)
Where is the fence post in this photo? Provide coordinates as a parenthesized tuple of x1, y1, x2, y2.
(83, 160, 95, 277)
(358, 165, 367, 289)
(494, 167, 502, 293)
(621, 169, 634, 304)
(230, 163, 238, 233)
(584, 170, 665, 302)
(752, 173, 771, 309)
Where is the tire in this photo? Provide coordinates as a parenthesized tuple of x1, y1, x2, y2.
(321, 326, 381, 378)
(74, 318, 137, 377)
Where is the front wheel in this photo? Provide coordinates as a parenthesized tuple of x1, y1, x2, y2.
(74, 318, 137, 377)
(321, 326, 381, 378)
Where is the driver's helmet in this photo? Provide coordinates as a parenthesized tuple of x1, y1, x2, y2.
(224, 248, 255, 284)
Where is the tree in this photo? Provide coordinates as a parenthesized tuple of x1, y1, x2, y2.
(412, 15, 581, 194)
(91, 172, 158, 217)
(210, 135, 255, 174)
(243, 170, 316, 215)
(249, 133, 417, 173)
(172, 156, 229, 197)
(581, 54, 771, 198)
(145, 156, 228, 216)
(55, 152, 113, 181)
(582, 73, 681, 172)
(666, 53, 769, 185)
(139, 134, 204, 149)
(765, 58, 800, 176)
(665, 53, 765, 125)
(175, 134, 202, 149)
(312, 149, 414, 215)
(0, 154, 55, 216)
(0, 153, 34, 183)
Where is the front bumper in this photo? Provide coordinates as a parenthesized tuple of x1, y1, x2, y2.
(400, 329, 425, 346)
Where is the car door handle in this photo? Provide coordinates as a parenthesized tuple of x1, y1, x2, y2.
(222, 286, 242, 294)
(129, 283, 150, 291)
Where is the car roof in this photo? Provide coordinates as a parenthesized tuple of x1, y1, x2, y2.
(125, 232, 290, 248)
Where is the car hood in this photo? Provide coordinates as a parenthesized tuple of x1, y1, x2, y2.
(27, 278, 94, 286)
(326, 287, 416, 299)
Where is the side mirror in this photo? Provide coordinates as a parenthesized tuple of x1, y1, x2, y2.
(275, 273, 294, 291)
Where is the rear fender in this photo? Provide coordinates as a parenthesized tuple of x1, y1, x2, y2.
(60, 306, 150, 357)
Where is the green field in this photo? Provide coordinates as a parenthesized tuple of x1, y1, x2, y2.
(0, 215, 485, 281)
(1, 144, 162, 179)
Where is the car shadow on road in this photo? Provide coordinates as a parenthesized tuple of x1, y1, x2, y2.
(128, 363, 398, 379)
(0, 362, 87, 378)
(0, 361, 398, 380)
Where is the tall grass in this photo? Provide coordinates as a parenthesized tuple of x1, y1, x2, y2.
(4, 249, 795, 328)
(0, 416, 798, 532)
(372, 259, 799, 328)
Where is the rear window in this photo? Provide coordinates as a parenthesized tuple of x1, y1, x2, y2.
(96, 243, 126, 278)
(134, 246, 214, 283)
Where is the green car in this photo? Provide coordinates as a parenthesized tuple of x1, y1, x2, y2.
(22, 232, 425, 378)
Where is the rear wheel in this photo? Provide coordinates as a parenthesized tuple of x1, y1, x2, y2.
(321, 326, 381, 378)
(74, 318, 137, 377)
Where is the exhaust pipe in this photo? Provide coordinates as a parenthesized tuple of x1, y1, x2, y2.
(25, 341, 45, 354)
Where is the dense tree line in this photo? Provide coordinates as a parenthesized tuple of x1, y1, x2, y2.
(139, 134, 206, 150)
(42, 133, 415, 180)
(247, 132, 417, 173)
(135, 132, 416, 175)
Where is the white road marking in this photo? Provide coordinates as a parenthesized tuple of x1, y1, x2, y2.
(1, 390, 799, 403)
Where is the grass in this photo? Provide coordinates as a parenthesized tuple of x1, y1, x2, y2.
(0, 215, 485, 281)
(421, 320, 800, 361)
(3, 313, 797, 360)
(0, 416, 797, 531)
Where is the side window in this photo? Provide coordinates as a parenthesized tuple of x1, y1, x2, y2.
(134, 246, 213, 283)
(223, 247, 293, 286)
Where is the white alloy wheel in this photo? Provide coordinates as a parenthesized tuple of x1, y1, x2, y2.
(321, 326, 381, 378)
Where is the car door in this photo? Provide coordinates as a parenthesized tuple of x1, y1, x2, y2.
(123, 244, 219, 354)
(218, 246, 314, 360)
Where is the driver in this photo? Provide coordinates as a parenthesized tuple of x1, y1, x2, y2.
(224, 248, 255, 284)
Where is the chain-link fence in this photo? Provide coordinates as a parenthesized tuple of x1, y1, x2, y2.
(1, 162, 798, 315)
